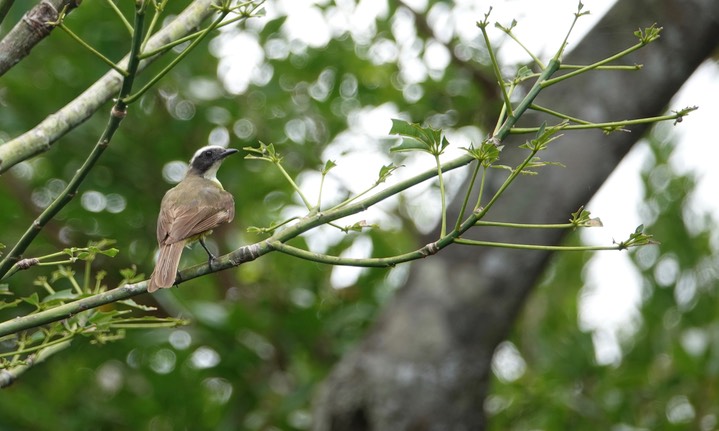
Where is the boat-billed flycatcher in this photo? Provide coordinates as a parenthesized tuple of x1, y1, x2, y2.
(147, 145, 238, 293)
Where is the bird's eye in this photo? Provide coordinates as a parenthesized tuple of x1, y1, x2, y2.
(204, 150, 212, 157)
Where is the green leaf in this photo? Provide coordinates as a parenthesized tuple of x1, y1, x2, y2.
(570, 206, 603, 228)
(515, 65, 533, 81)
(21, 293, 40, 308)
(390, 138, 429, 153)
(376, 163, 401, 184)
(244, 141, 281, 163)
(342, 220, 377, 233)
(634, 24, 662, 44)
(389, 119, 447, 155)
(321, 159, 337, 175)
(462, 141, 502, 166)
(0, 299, 21, 310)
(389, 118, 420, 138)
(99, 248, 119, 257)
(519, 121, 567, 151)
(259, 16, 287, 37)
(617, 224, 658, 249)
(42, 289, 79, 303)
(76, 252, 91, 260)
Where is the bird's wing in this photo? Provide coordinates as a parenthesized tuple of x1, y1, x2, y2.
(158, 185, 235, 245)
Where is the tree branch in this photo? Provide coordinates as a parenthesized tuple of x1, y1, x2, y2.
(0, 0, 80, 76)
(0, 0, 222, 174)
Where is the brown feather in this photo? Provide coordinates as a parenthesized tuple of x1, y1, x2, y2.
(149, 174, 235, 292)
(148, 242, 185, 292)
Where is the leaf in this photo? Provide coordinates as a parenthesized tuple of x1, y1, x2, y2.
(587, 217, 603, 227)
(21, 293, 40, 308)
(99, 248, 119, 257)
(88, 309, 131, 326)
(118, 299, 157, 311)
(520, 121, 567, 152)
(616, 224, 658, 249)
(389, 119, 447, 155)
(515, 65, 533, 81)
(259, 16, 287, 37)
(389, 118, 424, 140)
(342, 220, 377, 233)
(462, 141, 502, 166)
(570, 206, 603, 228)
(244, 141, 281, 163)
(321, 159, 337, 175)
(390, 138, 429, 153)
(42, 289, 79, 303)
(376, 163, 401, 184)
(0, 299, 21, 310)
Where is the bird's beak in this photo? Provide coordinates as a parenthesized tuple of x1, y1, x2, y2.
(220, 148, 239, 159)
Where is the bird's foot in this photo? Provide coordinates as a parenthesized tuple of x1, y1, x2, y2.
(199, 238, 218, 270)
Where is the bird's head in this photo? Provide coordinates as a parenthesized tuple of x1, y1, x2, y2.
(186, 146, 238, 183)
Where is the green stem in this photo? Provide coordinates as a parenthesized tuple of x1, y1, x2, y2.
(543, 42, 646, 87)
(455, 238, 620, 251)
(68, 274, 83, 296)
(317, 173, 326, 210)
(105, 0, 134, 36)
(560, 64, 642, 71)
(139, 15, 234, 58)
(509, 112, 686, 134)
(530, 104, 593, 125)
(269, 241, 420, 267)
(504, 29, 545, 69)
(138, 2, 264, 59)
(474, 166, 487, 211)
(123, 9, 226, 104)
(479, 150, 538, 220)
(435, 154, 447, 237)
(277, 162, 314, 211)
(141, 0, 168, 51)
(57, 23, 128, 76)
(474, 220, 575, 229)
(454, 161, 480, 232)
(83, 259, 91, 292)
(478, 22, 513, 118)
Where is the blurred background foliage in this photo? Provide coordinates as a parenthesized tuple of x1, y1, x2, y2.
(487, 134, 719, 431)
(0, 1, 716, 430)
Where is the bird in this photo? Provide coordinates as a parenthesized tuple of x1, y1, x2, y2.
(147, 145, 238, 293)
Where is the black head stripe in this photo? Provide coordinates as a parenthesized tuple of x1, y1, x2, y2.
(189, 146, 226, 173)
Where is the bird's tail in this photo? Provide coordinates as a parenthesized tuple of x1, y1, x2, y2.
(148, 242, 185, 292)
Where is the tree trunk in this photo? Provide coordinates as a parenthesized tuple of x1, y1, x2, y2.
(313, 0, 719, 429)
